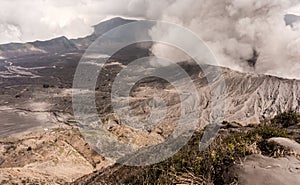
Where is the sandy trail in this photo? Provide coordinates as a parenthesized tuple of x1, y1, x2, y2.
(0, 60, 55, 78)
(0, 107, 56, 138)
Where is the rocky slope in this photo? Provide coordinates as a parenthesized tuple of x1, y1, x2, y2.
(217, 67, 300, 124)
(1, 45, 300, 183)
(1, 16, 300, 184)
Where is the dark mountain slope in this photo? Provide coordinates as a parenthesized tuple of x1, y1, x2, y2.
(0, 17, 138, 58)
(0, 36, 77, 59)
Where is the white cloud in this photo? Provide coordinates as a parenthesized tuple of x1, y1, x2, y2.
(0, 0, 145, 44)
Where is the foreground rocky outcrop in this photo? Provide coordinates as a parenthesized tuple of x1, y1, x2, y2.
(72, 121, 300, 185)
(0, 127, 110, 184)
(237, 154, 300, 185)
(236, 136, 300, 185)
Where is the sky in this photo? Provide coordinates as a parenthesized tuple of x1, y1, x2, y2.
(1, 0, 300, 44)
(0, 0, 148, 44)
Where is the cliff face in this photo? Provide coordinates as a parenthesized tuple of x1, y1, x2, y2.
(196, 65, 300, 125)
(105, 62, 300, 132)
(216, 67, 300, 124)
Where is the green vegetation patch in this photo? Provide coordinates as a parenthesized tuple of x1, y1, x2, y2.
(270, 110, 300, 127)
(99, 125, 292, 185)
(92, 111, 299, 184)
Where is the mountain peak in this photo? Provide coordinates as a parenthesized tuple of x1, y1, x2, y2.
(92, 17, 136, 36)
(93, 17, 129, 27)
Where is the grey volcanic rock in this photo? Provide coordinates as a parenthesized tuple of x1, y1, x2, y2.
(268, 137, 300, 154)
(285, 14, 300, 27)
(237, 155, 300, 185)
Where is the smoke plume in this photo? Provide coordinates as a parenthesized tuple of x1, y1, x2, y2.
(144, 0, 300, 79)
